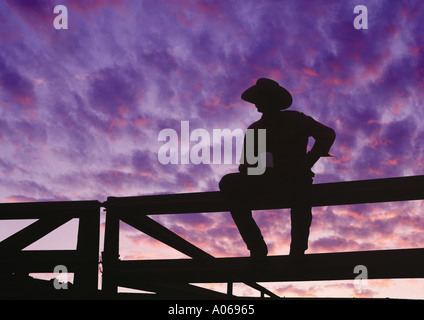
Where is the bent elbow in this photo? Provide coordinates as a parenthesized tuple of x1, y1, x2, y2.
(329, 128, 336, 144)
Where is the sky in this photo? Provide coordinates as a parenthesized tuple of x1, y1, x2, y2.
(1, 0, 424, 298)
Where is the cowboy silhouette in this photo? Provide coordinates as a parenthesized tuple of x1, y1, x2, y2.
(219, 78, 336, 258)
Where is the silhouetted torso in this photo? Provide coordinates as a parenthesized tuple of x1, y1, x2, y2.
(240, 110, 334, 177)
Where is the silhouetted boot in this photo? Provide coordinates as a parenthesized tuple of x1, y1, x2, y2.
(289, 247, 305, 257)
(249, 239, 268, 259)
(229, 208, 268, 259)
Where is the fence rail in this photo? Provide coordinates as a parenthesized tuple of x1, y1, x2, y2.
(103, 174, 424, 214)
(116, 248, 424, 284)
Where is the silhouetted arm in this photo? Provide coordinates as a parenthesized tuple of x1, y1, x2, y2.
(303, 121, 336, 169)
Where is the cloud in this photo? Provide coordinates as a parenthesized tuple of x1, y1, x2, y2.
(272, 282, 377, 298)
(6, 0, 53, 31)
(88, 66, 144, 119)
(0, 57, 37, 118)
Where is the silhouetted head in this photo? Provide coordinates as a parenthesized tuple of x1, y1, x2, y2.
(241, 78, 292, 113)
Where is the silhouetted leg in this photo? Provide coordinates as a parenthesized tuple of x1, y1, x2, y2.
(229, 208, 268, 257)
(219, 173, 268, 257)
(289, 204, 312, 255)
(289, 177, 313, 256)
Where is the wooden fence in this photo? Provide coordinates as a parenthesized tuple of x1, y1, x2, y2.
(101, 175, 424, 298)
(0, 200, 100, 298)
(1, 175, 424, 298)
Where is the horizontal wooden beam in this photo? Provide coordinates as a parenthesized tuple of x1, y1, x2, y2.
(106, 191, 227, 214)
(0, 250, 85, 273)
(311, 175, 424, 207)
(0, 200, 101, 219)
(114, 248, 424, 284)
(104, 175, 424, 215)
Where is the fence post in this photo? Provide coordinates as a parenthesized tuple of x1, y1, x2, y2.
(102, 202, 120, 296)
(227, 282, 233, 296)
(73, 202, 101, 296)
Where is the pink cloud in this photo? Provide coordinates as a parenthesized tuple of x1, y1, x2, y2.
(5, 195, 41, 203)
(302, 68, 319, 77)
(310, 236, 359, 253)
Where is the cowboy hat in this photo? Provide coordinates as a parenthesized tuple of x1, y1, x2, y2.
(241, 78, 292, 110)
